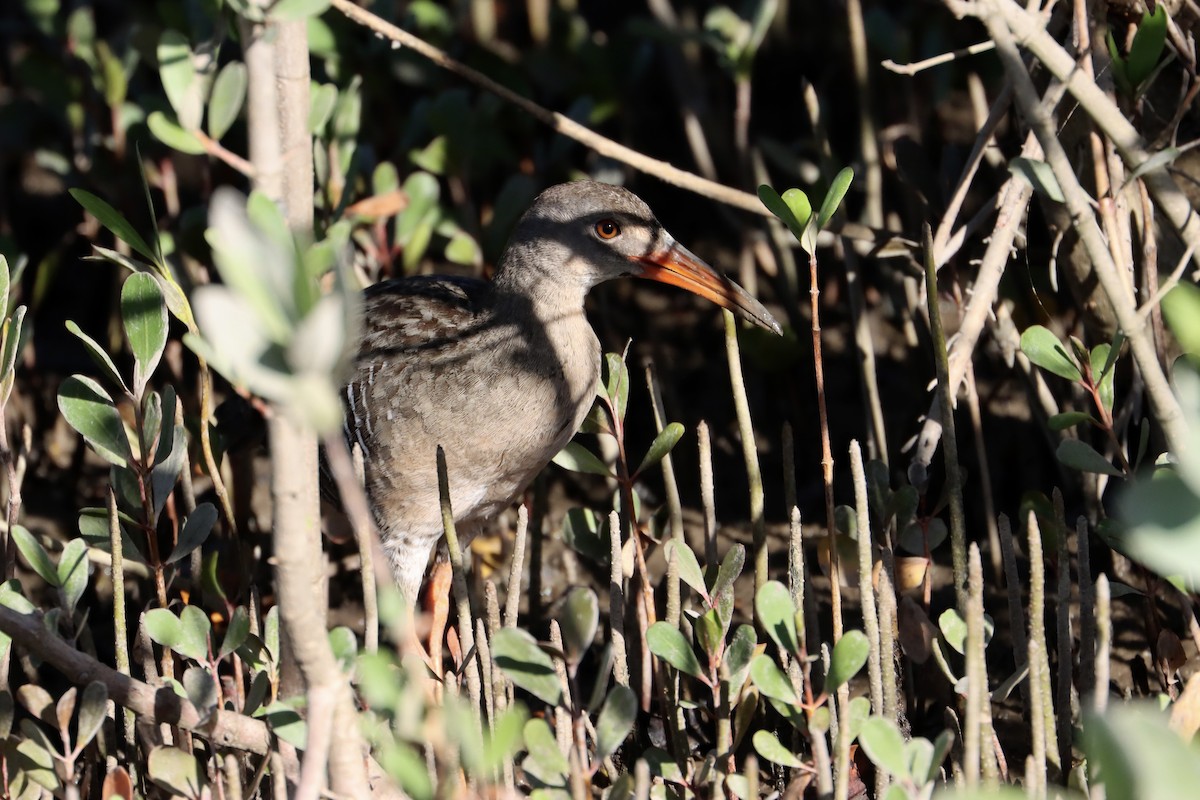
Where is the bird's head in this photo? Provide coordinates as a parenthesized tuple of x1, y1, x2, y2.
(497, 181, 782, 335)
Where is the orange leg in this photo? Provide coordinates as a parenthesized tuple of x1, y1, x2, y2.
(424, 555, 454, 690)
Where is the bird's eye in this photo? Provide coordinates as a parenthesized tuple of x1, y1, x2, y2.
(594, 219, 621, 240)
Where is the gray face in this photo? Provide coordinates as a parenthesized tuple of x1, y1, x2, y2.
(503, 181, 673, 287)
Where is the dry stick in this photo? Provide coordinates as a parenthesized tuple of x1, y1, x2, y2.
(698, 422, 718, 567)
(323, 436, 384, 653)
(435, 447, 483, 717)
(923, 224, 969, 612)
(964, 365, 1001, 579)
(910, 136, 1038, 475)
(1093, 575, 1111, 714)
(1077, 517, 1096, 706)
(849, 443, 883, 713)
(998, 514, 1030, 710)
(504, 505, 528, 629)
(964, 546, 985, 788)
(269, 416, 367, 800)
(932, 81, 1013, 261)
(845, 0, 883, 228)
(108, 487, 135, 752)
(1025, 511, 1060, 775)
(882, 40, 997, 75)
(986, 0, 1200, 277)
(1054, 492, 1075, 781)
(876, 568, 900, 722)
(608, 510, 630, 688)
(802, 239, 844, 642)
(0, 604, 272, 754)
(850, 441, 885, 797)
(1027, 640, 1047, 800)
(646, 361, 685, 628)
(843, 241, 889, 465)
(979, 0, 1187, 455)
(331, 0, 760, 216)
(722, 310, 768, 600)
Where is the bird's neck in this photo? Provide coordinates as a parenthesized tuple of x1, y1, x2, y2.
(492, 240, 592, 327)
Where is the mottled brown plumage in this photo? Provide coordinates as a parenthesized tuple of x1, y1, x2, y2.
(343, 181, 780, 600)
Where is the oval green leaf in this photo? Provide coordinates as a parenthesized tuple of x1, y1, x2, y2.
(1020, 325, 1081, 381)
(492, 627, 563, 707)
(1056, 439, 1123, 477)
(551, 442, 612, 477)
(556, 586, 598, 666)
(10, 525, 59, 587)
(752, 729, 802, 767)
(816, 166, 854, 232)
(634, 422, 684, 477)
(646, 621, 704, 680)
(207, 61, 247, 141)
(857, 716, 909, 780)
(749, 654, 798, 705)
(595, 685, 636, 760)
(755, 580, 799, 658)
(826, 629, 869, 692)
(122, 273, 168, 395)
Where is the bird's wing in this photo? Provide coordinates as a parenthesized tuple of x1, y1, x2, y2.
(358, 275, 494, 356)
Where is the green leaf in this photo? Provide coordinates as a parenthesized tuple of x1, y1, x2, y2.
(157, 30, 199, 130)
(782, 190, 813, 243)
(551, 442, 611, 477)
(309, 83, 338, 133)
(0, 256, 10, 319)
(257, 701, 308, 748)
(207, 61, 247, 141)
(755, 580, 800, 658)
(64, 321, 129, 394)
(1126, 6, 1168, 87)
(858, 716, 909, 779)
(634, 422, 684, 476)
(178, 605, 212, 661)
(752, 729, 802, 767)
(694, 608, 724, 660)
(595, 685, 636, 760)
(757, 185, 807, 244)
(710, 543, 745, 600)
(69, 189, 157, 263)
(826, 629, 869, 692)
(1091, 344, 1116, 413)
(444, 230, 481, 267)
(1009, 157, 1065, 203)
(723, 624, 757, 693)
(1048, 411, 1096, 431)
(57, 538, 89, 614)
(1119, 470, 1200, 591)
(1056, 439, 1123, 477)
(556, 586, 598, 666)
(1020, 325, 1082, 382)
(664, 540, 708, 600)
(1082, 702, 1200, 800)
(147, 111, 206, 155)
(492, 628, 562, 707)
(219, 606, 250, 660)
(646, 621, 705, 680)
(604, 352, 629, 424)
(523, 717, 569, 777)
(75, 682, 108, 751)
(816, 167, 854, 231)
(269, 0, 332, 21)
(167, 503, 217, 564)
(144, 608, 183, 652)
(122, 273, 168, 396)
(147, 745, 206, 799)
(11, 525, 60, 587)
(183, 666, 217, 714)
(749, 654, 797, 704)
(1162, 282, 1200, 351)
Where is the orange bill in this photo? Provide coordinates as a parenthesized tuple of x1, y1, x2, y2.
(633, 238, 782, 335)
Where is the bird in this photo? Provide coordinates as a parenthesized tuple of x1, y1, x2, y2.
(342, 180, 781, 605)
